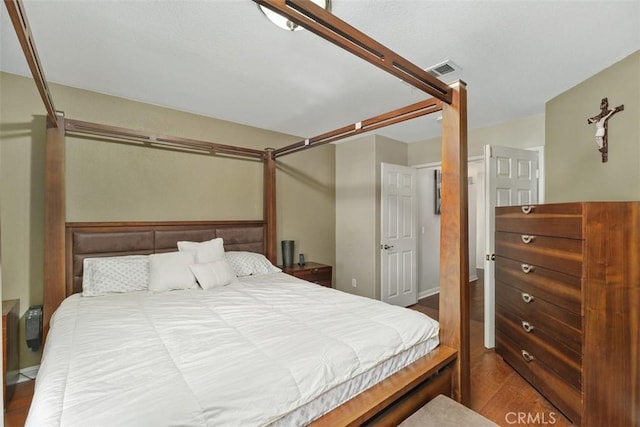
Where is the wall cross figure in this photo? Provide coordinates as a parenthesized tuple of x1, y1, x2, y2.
(587, 97, 624, 162)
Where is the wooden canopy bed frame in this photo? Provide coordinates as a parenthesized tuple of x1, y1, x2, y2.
(6, 0, 470, 424)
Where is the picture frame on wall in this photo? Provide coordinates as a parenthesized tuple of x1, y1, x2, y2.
(434, 169, 442, 215)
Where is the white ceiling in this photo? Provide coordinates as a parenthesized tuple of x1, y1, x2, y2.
(1, 1, 639, 143)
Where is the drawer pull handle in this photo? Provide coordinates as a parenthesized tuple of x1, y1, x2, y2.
(521, 264, 534, 274)
(521, 350, 535, 362)
(521, 235, 535, 244)
(312, 268, 319, 273)
(521, 206, 534, 214)
(521, 321, 534, 333)
(521, 293, 534, 304)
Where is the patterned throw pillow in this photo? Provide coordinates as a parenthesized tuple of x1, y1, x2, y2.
(225, 252, 281, 277)
(82, 255, 149, 297)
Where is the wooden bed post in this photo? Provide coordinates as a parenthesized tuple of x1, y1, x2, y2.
(43, 113, 66, 336)
(263, 148, 277, 263)
(439, 81, 470, 405)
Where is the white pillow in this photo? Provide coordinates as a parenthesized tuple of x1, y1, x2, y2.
(177, 238, 225, 263)
(225, 251, 282, 277)
(148, 251, 198, 292)
(82, 255, 149, 297)
(189, 259, 237, 289)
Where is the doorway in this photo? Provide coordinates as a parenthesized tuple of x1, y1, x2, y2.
(416, 145, 543, 348)
(416, 158, 484, 300)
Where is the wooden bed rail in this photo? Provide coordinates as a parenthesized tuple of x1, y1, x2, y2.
(310, 346, 457, 426)
(254, 0, 452, 104)
(4, 0, 58, 127)
(273, 98, 443, 158)
(65, 119, 265, 159)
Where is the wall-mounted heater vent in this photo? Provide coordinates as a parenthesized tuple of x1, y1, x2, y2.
(426, 60, 462, 78)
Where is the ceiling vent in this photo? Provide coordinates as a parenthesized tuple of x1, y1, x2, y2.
(399, 59, 462, 89)
(425, 60, 462, 78)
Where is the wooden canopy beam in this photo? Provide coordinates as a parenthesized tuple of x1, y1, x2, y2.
(438, 80, 470, 404)
(263, 149, 277, 263)
(254, 0, 452, 104)
(65, 119, 265, 159)
(274, 97, 443, 158)
(4, 0, 59, 127)
(43, 113, 66, 336)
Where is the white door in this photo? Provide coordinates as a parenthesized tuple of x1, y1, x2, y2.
(484, 145, 539, 348)
(381, 163, 418, 307)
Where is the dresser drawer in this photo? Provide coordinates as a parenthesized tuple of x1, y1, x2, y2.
(496, 203, 584, 239)
(496, 310, 581, 390)
(495, 257, 582, 314)
(291, 266, 332, 286)
(495, 232, 583, 277)
(496, 331, 582, 424)
(496, 282, 582, 355)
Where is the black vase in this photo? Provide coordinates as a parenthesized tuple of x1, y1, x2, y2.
(281, 240, 294, 267)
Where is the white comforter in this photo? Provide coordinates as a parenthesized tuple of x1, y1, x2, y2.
(27, 274, 439, 426)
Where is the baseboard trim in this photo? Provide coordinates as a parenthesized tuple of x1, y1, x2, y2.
(17, 365, 40, 383)
(419, 277, 479, 300)
(418, 288, 440, 300)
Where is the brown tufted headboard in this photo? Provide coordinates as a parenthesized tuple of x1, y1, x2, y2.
(65, 220, 266, 296)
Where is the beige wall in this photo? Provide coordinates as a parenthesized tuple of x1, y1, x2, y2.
(545, 50, 640, 202)
(335, 136, 376, 298)
(335, 134, 407, 300)
(0, 72, 335, 368)
(1, 73, 46, 368)
(408, 113, 545, 165)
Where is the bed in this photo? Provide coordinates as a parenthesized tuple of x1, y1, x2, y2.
(31, 279, 439, 426)
(7, 0, 470, 424)
(27, 222, 450, 426)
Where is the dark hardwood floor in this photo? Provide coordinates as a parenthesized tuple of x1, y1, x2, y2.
(411, 276, 572, 427)
(4, 379, 33, 427)
(5, 277, 572, 427)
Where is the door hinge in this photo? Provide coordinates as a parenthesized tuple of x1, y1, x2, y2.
(485, 254, 496, 261)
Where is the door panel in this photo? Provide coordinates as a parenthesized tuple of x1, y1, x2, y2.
(484, 145, 539, 348)
(381, 163, 417, 307)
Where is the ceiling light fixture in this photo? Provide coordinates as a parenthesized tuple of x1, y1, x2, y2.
(258, 0, 332, 31)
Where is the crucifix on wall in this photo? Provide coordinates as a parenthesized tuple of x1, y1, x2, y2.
(587, 97, 624, 163)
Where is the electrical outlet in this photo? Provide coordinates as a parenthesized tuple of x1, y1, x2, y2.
(351, 278, 357, 287)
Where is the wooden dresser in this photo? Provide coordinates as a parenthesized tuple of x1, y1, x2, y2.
(281, 262, 332, 287)
(3, 299, 19, 409)
(495, 202, 639, 426)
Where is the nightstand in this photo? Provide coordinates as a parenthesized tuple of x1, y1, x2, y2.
(3, 299, 19, 408)
(281, 262, 332, 287)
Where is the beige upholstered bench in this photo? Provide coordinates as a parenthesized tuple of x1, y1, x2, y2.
(400, 395, 498, 427)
